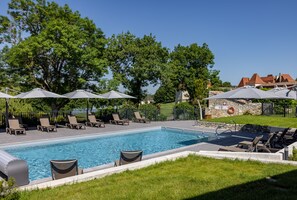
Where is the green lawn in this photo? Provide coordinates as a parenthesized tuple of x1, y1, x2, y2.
(20, 155, 297, 200)
(159, 102, 175, 118)
(207, 115, 297, 128)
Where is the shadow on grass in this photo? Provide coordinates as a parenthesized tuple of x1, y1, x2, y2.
(185, 169, 297, 200)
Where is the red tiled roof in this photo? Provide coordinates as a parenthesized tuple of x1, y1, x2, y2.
(279, 74, 295, 82)
(237, 73, 296, 88)
(247, 73, 265, 85)
(237, 77, 250, 87)
(261, 74, 275, 83)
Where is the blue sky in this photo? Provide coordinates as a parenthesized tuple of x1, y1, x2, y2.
(1, 0, 297, 92)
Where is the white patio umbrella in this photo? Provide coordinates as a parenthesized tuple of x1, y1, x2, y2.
(205, 86, 287, 100)
(205, 86, 290, 117)
(268, 87, 297, 100)
(15, 88, 66, 99)
(100, 90, 136, 99)
(63, 90, 105, 120)
(0, 92, 14, 99)
(11, 88, 66, 127)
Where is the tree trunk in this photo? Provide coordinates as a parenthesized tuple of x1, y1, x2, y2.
(197, 99, 203, 120)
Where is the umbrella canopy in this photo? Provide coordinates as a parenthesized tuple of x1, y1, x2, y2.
(205, 86, 286, 100)
(100, 90, 136, 99)
(15, 88, 66, 99)
(63, 89, 104, 99)
(63, 90, 104, 121)
(268, 87, 297, 100)
(0, 91, 14, 99)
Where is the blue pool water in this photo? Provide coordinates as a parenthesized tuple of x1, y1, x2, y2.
(5, 128, 209, 181)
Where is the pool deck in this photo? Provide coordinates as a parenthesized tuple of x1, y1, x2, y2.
(0, 120, 262, 147)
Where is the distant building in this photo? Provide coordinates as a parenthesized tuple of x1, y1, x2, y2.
(175, 90, 190, 103)
(238, 73, 297, 88)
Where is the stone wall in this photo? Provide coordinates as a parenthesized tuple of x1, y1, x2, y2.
(205, 91, 262, 119)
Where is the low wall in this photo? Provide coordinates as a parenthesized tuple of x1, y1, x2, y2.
(206, 91, 262, 118)
(196, 121, 288, 133)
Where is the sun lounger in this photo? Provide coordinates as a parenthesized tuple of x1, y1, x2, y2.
(274, 128, 290, 147)
(86, 115, 105, 128)
(114, 150, 143, 166)
(12, 116, 28, 130)
(50, 159, 83, 180)
(6, 118, 26, 135)
(110, 114, 129, 125)
(134, 112, 150, 123)
(37, 117, 57, 132)
(219, 135, 263, 152)
(67, 115, 86, 130)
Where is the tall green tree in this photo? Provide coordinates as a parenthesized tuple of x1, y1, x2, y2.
(0, 0, 107, 111)
(168, 43, 218, 101)
(105, 32, 169, 102)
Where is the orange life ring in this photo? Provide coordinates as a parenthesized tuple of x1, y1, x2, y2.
(227, 107, 235, 114)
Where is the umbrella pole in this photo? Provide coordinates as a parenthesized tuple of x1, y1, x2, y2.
(5, 99, 9, 128)
(5, 87, 9, 128)
(86, 98, 89, 122)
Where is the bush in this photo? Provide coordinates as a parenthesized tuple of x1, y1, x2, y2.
(0, 178, 20, 200)
(138, 104, 159, 120)
(289, 147, 297, 161)
(174, 102, 195, 120)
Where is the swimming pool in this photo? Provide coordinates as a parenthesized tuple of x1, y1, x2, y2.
(4, 127, 211, 181)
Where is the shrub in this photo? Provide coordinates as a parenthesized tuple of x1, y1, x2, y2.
(289, 147, 297, 161)
(138, 104, 159, 120)
(174, 102, 195, 120)
(0, 178, 20, 200)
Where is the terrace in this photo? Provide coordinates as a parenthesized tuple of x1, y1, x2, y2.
(1, 119, 293, 188)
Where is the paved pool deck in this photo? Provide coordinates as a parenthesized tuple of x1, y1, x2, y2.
(0, 120, 265, 147)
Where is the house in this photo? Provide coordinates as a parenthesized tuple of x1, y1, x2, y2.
(175, 90, 190, 103)
(238, 73, 297, 88)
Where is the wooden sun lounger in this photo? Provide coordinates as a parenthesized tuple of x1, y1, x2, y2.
(66, 115, 86, 130)
(110, 114, 129, 125)
(86, 115, 105, 128)
(134, 112, 150, 123)
(6, 118, 26, 135)
(37, 117, 57, 132)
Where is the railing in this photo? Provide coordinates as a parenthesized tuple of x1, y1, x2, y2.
(0, 108, 198, 128)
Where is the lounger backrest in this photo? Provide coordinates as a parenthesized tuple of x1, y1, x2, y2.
(112, 114, 120, 121)
(252, 135, 263, 146)
(265, 133, 277, 147)
(119, 150, 143, 166)
(68, 115, 78, 124)
(88, 115, 97, 123)
(40, 117, 50, 126)
(134, 112, 141, 119)
(50, 159, 78, 180)
(8, 118, 21, 129)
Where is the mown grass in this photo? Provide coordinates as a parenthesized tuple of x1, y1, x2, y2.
(20, 155, 297, 200)
(159, 102, 175, 118)
(207, 115, 297, 128)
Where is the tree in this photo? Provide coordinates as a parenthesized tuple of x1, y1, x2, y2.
(168, 43, 217, 101)
(105, 32, 169, 103)
(1, 0, 107, 111)
(154, 82, 176, 103)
